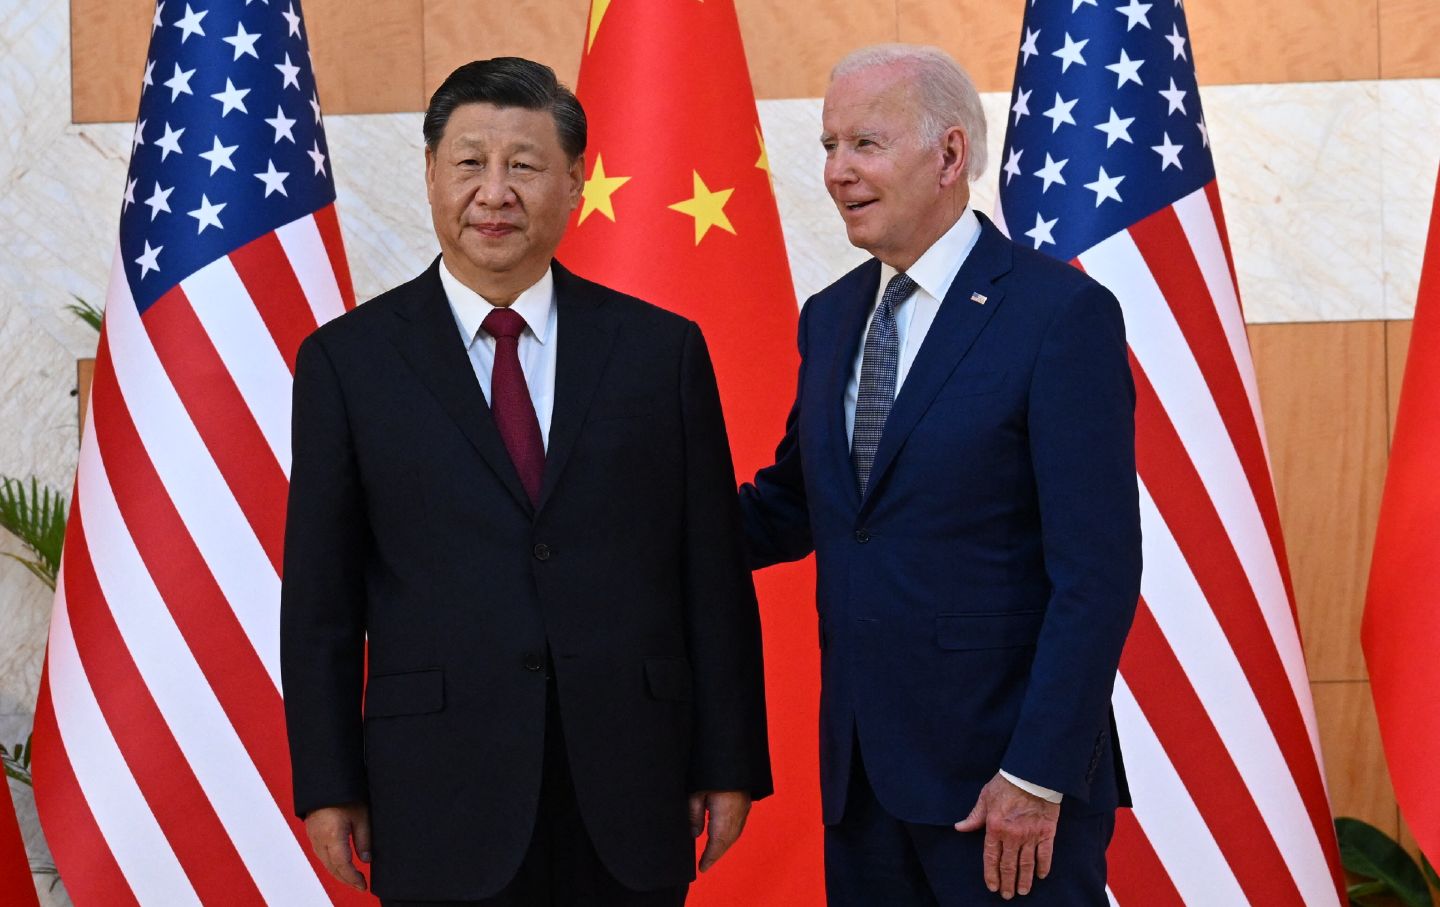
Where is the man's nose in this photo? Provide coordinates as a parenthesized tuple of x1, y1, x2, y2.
(824, 151, 855, 187)
(474, 168, 513, 207)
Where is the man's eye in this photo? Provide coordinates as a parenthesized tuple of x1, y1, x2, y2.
(511, 161, 534, 171)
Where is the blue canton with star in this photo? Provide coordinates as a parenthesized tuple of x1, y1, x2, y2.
(120, 0, 336, 313)
(997, 0, 1214, 262)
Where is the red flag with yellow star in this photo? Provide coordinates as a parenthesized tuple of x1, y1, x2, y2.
(557, 1, 822, 902)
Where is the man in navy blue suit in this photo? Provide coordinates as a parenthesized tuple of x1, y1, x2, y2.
(740, 45, 1142, 904)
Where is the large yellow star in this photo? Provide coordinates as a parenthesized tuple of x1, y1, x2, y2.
(668, 171, 736, 244)
(586, 0, 611, 52)
(579, 154, 630, 225)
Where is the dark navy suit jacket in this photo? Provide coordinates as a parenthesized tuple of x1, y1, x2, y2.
(740, 214, 1141, 827)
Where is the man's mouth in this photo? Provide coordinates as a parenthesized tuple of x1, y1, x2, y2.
(842, 200, 876, 212)
(471, 222, 519, 237)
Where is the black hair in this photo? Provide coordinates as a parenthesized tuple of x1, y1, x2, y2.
(423, 57, 586, 160)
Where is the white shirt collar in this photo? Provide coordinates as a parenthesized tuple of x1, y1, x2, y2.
(878, 205, 982, 303)
(438, 259, 556, 347)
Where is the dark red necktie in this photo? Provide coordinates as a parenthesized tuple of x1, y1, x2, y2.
(481, 308, 545, 505)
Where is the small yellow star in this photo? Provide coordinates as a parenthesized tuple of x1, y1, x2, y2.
(668, 171, 736, 244)
(579, 154, 630, 225)
(586, 0, 612, 52)
(755, 126, 774, 192)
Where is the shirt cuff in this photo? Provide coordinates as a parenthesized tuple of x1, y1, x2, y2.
(999, 770, 1063, 803)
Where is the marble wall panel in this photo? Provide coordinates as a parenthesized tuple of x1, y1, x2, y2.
(1206, 80, 1385, 323)
(1380, 80, 1440, 320)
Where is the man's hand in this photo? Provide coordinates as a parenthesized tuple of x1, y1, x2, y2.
(304, 803, 371, 892)
(688, 790, 752, 872)
(954, 774, 1060, 899)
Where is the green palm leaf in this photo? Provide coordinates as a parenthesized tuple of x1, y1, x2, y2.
(66, 295, 104, 332)
(0, 476, 67, 590)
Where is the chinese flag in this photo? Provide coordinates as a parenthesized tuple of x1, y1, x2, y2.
(1, 778, 38, 907)
(557, 1, 823, 902)
(1363, 164, 1440, 863)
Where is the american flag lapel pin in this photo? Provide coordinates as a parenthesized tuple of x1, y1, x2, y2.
(970, 291, 988, 305)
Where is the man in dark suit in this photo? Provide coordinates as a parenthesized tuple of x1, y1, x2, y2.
(740, 45, 1141, 904)
(281, 58, 771, 906)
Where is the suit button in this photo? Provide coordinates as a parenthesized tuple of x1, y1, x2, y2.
(523, 653, 544, 672)
(533, 543, 552, 561)
(854, 529, 871, 543)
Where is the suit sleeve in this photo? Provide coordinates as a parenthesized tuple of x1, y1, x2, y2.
(1000, 282, 1142, 802)
(737, 299, 816, 569)
(280, 333, 370, 817)
(678, 321, 774, 798)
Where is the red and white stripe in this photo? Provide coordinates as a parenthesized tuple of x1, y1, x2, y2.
(1004, 184, 1345, 904)
(32, 207, 372, 906)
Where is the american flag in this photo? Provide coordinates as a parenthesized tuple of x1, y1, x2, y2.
(31, 1, 365, 904)
(996, 2, 1345, 904)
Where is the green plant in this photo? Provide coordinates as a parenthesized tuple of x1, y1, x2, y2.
(1337, 816, 1436, 906)
(0, 478, 66, 591)
(66, 295, 103, 333)
(1, 734, 31, 787)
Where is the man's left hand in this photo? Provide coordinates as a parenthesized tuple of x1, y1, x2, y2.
(954, 773, 1060, 899)
(688, 789, 752, 872)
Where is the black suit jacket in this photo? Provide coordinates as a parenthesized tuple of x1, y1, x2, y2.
(281, 259, 771, 900)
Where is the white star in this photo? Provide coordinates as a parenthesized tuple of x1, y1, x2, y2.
(275, 53, 302, 90)
(1094, 107, 1136, 147)
(163, 63, 195, 101)
(134, 241, 163, 278)
(152, 1, 165, 32)
(1025, 213, 1058, 249)
(1033, 153, 1068, 193)
(1105, 49, 1144, 88)
(309, 90, 322, 122)
(142, 59, 155, 91)
(1052, 33, 1089, 73)
(255, 159, 290, 197)
(306, 140, 327, 176)
(1011, 87, 1032, 125)
(1084, 167, 1125, 206)
(223, 22, 262, 60)
(264, 105, 297, 144)
(1151, 132, 1184, 170)
(282, 3, 302, 37)
(1020, 28, 1041, 66)
(173, 4, 207, 43)
(122, 177, 137, 212)
(1002, 147, 1024, 185)
(1159, 77, 1188, 115)
(1165, 23, 1188, 60)
(1116, 0, 1153, 30)
(188, 194, 226, 233)
(199, 135, 239, 174)
(143, 182, 173, 220)
(1197, 115, 1209, 148)
(154, 122, 184, 160)
(132, 119, 146, 153)
(1071, 0, 1097, 10)
(1042, 93, 1078, 132)
(211, 79, 251, 117)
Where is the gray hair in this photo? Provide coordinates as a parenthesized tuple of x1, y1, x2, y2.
(831, 44, 988, 182)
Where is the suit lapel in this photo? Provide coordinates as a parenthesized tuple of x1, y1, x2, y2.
(826, 260, 883, 510)
(389, 257, 534, 515)
(538, 262, 620, 512)
(861, 219, 1014, 514)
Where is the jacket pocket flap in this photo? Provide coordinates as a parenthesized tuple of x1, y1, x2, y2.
(936, 611, 1044, 651)
(365, 668, 444, 718)
(589, 395, 662, 422)
(644, 656, 693, 702)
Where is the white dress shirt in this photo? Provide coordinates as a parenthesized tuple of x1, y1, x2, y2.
(438, 261, 558, 452)
(842, 208, 1063, 805)
(844, 206, 982, 443)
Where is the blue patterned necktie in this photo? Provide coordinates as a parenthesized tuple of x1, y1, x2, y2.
(852, 272, 917, 496)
